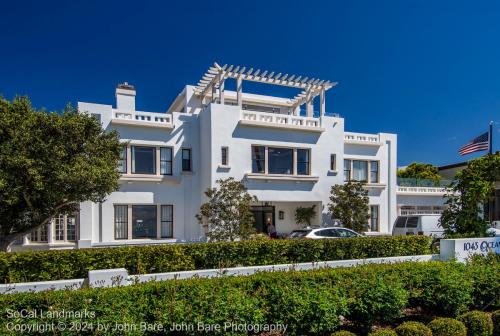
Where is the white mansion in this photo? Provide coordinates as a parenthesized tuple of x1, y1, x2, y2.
(17, 64, 448, 250)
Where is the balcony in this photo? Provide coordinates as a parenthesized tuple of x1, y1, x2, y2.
(344, 132, 382, 146)
(396, 178, 454, 195)
(239, 110, 324, 132)
(111, 110, 174, 129)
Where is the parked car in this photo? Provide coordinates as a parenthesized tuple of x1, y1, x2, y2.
(486, 227, 500, 237)
(288, 227, 362, 239)
(392, 215, 444, 237)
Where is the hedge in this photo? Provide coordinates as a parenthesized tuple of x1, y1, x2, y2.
(0, 235, 431, 283)
(394, 322, 432, 336)
(428, 318, 467, 336)
(369, 329, 397, 336)
(0, 256, 498, 336)
(458, 310, 493, 336)
(493, 310, 500, 336)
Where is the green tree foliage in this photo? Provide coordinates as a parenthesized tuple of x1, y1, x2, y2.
(397, 162, 442, 181)
(294, 204, 317, 228)
(0, 96, 121, 251)
(197, 177, 257, 241)
(440, 153, 500, 237)
(328, 182, 370, 232)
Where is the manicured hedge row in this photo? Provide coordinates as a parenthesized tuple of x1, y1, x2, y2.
(0, 235, 431, 283)
(0, 255, 498, 336)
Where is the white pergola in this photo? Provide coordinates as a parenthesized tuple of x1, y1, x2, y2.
(193, 63, 337, 117)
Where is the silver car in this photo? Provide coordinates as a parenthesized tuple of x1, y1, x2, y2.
(288, 227, 362, 239)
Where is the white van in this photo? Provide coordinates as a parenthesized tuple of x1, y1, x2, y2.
(392, 215, 444, 238)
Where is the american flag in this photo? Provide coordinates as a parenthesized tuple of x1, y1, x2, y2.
(459, 132, 490, 156)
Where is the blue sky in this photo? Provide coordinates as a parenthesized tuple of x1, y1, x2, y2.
(1, 0, 499, 166)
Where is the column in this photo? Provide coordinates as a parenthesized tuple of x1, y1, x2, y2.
(237, 77, 243, 107)
(320, 88, 325, 116)
(306, 93, 313, 118)
(219, 79, 225, 105)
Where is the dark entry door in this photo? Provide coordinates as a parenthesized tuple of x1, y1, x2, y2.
(251, 206, 275, 234)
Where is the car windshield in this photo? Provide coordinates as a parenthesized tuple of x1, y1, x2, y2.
(395, 217, 407, 228)
(289, 230, 312, 238)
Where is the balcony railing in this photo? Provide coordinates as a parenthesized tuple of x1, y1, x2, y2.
(396, 178, 454, 195)
(112, 110, 173, 128)
(240, 110, 323, 131)
(397, 177, 454, 188)
(344, 132, 381, 145)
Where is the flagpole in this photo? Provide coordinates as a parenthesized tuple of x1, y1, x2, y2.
(490, 121, 493, 155)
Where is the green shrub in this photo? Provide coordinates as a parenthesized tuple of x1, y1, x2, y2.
(492, 310, 500, 336)
(346, 275, 408, 326)
(458, 310, 493, 336)
(395, 321, 432, 336)
(467, 254, 500, 310)
(331, 331, 357, 336)
(368, 329, 397, 336)
(0, 235, 432, 283)
(428, 317, 467, 336)
(0, 258, 498, 336)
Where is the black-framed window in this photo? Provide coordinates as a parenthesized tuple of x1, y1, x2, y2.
(370, 161, 379, 183)
(182, 148, 192, 172)
(66, 215, 77, 241)
(370, 205, 379, 231)
(160, 147, 173, 175)
(252, 146, 265, 173)
(161, 205, 173, 238)
(114, 205, 128, 239)
(131, 146, 156, 174)
(343, 159, 351, 182)
(221, 147, 228, 166)
(118, 146, 127, 173)
(132, 205, 157, 239)
(330, 154, 336, 171)
(352, 160, 368, 182)
(296, 149, 310, 175)
(268, 147, 293, 175)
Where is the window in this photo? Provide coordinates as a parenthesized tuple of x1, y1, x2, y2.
(55, 214, 65, 241)
(160, 205, 173, 238)
(268, 147, 293, 174)
(406, 217, 419, 228)
(132, 146, 156, 174)
(66, 215, 77, 241)
(370, 205, 379, 231)
(182, 148, 192, 172)
(252, 146, 266, 173)
(296, 149, 310, 175)
(114, 205, 128, 239)
(132, 205, 157, 238)
(118, 146, 127, 173)
(337, 229, 358, 238)
(278, 211, 284, 220)
(160, 147, 173, 175)
(343, 159, 351, 182)
(91, 113, 101, 124)
(40, 224, 48, 242)
(352, 160, 368, 182)
(330, 154, 337, 171)
(221, 147, 228, 166)
(370, 161, 379, 183)
(395, 217, 407, 228)
(252, 146, 311, 175)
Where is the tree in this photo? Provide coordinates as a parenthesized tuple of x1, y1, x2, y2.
(440, 153, 500, 237)
(397, 162, 442, 182)
(294, 205, 317, 228)
(197, 177, 257, 241)
(0, 96, 122, 251)
(328, 181, 370, 232)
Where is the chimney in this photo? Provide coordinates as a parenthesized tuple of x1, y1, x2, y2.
(115, 82, 136, 111)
